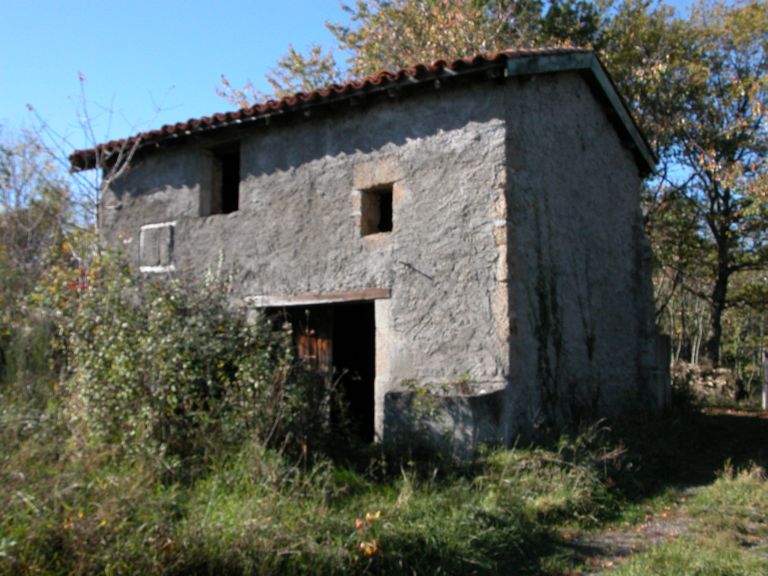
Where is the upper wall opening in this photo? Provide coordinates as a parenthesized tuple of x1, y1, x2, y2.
(202, 143, 240, 216)
(361, 184, 394, 236)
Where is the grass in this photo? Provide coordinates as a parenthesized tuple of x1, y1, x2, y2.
(0, 433, 566, 575)
(2, 388, 768, 575)
(612, 539, 768, 576)
(0, 397, 605, 575)
(612, 466, 768, 575)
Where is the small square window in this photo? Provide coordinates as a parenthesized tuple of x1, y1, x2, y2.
(360, 184, 393, 236)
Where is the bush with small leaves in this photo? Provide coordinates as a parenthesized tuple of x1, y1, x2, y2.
(34, 238, 343, 473)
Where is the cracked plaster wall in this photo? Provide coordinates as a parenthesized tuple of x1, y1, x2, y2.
(503, 72, 665, 438)
(101, 80, 511, 443)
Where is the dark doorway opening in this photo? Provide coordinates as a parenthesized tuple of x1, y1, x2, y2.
(266, 301, 375, 443)
(333, 302, 375, 442)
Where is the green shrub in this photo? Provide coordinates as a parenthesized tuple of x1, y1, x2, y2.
(0, 315, 55, 408)
(33, 243, 344, 471)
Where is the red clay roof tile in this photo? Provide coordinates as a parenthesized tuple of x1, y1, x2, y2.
(69, 47, 596, 170)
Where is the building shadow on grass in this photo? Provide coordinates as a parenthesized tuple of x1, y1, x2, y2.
(618, 407, 768, 492)
(544, 407, 768, 574)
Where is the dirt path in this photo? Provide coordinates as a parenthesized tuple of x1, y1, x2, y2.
(553, 408, 768, 574)
(565, 487, 697, 574)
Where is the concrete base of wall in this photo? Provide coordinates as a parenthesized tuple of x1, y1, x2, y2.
(383, 388, 506, 459)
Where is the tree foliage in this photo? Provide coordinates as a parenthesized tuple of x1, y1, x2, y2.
(218, 44, 344, 104)
(328, 0, 546, 77)
(604, 0, 768, 367)
(0, 129, 70, 382)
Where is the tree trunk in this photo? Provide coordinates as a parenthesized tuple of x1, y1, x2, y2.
(762, 349, 767, 411)
(705, 262, 729, 366)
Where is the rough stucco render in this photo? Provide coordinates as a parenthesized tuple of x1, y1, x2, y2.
(503, 72, 664, 438)
(100, 70, 666, 452)
(102, 82, 512, 444)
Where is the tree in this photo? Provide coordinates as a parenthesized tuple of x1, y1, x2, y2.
(0, 128, 70, 380)
(1, 75, 147, 391)
(219, 0, 603, 105)
(328, 0, 544, 77)
(682, 0, 767, 365)
(602, 0, 768, 365)
(29, 72, 143, 230)
(541, 0, 604, 46)
(219, 44, 343, 106)
(0, 129, 69, 305)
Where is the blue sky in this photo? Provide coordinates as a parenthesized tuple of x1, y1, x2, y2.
(1, 0, 695, 153)
(1, 1, 350, 151)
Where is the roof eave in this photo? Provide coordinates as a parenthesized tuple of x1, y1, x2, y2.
(70, 50, 656, 177)
(69, 61, 508, 172)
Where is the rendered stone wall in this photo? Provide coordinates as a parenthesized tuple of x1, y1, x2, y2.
(101, 71, 666, 450)
(102, 80, 512, 443)
(502, 72, 665, 439)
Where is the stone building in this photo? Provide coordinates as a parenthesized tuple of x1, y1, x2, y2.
(71, 47, 669, 452)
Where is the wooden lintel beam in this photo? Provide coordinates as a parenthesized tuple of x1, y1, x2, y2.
(246, 288, 391, 308)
